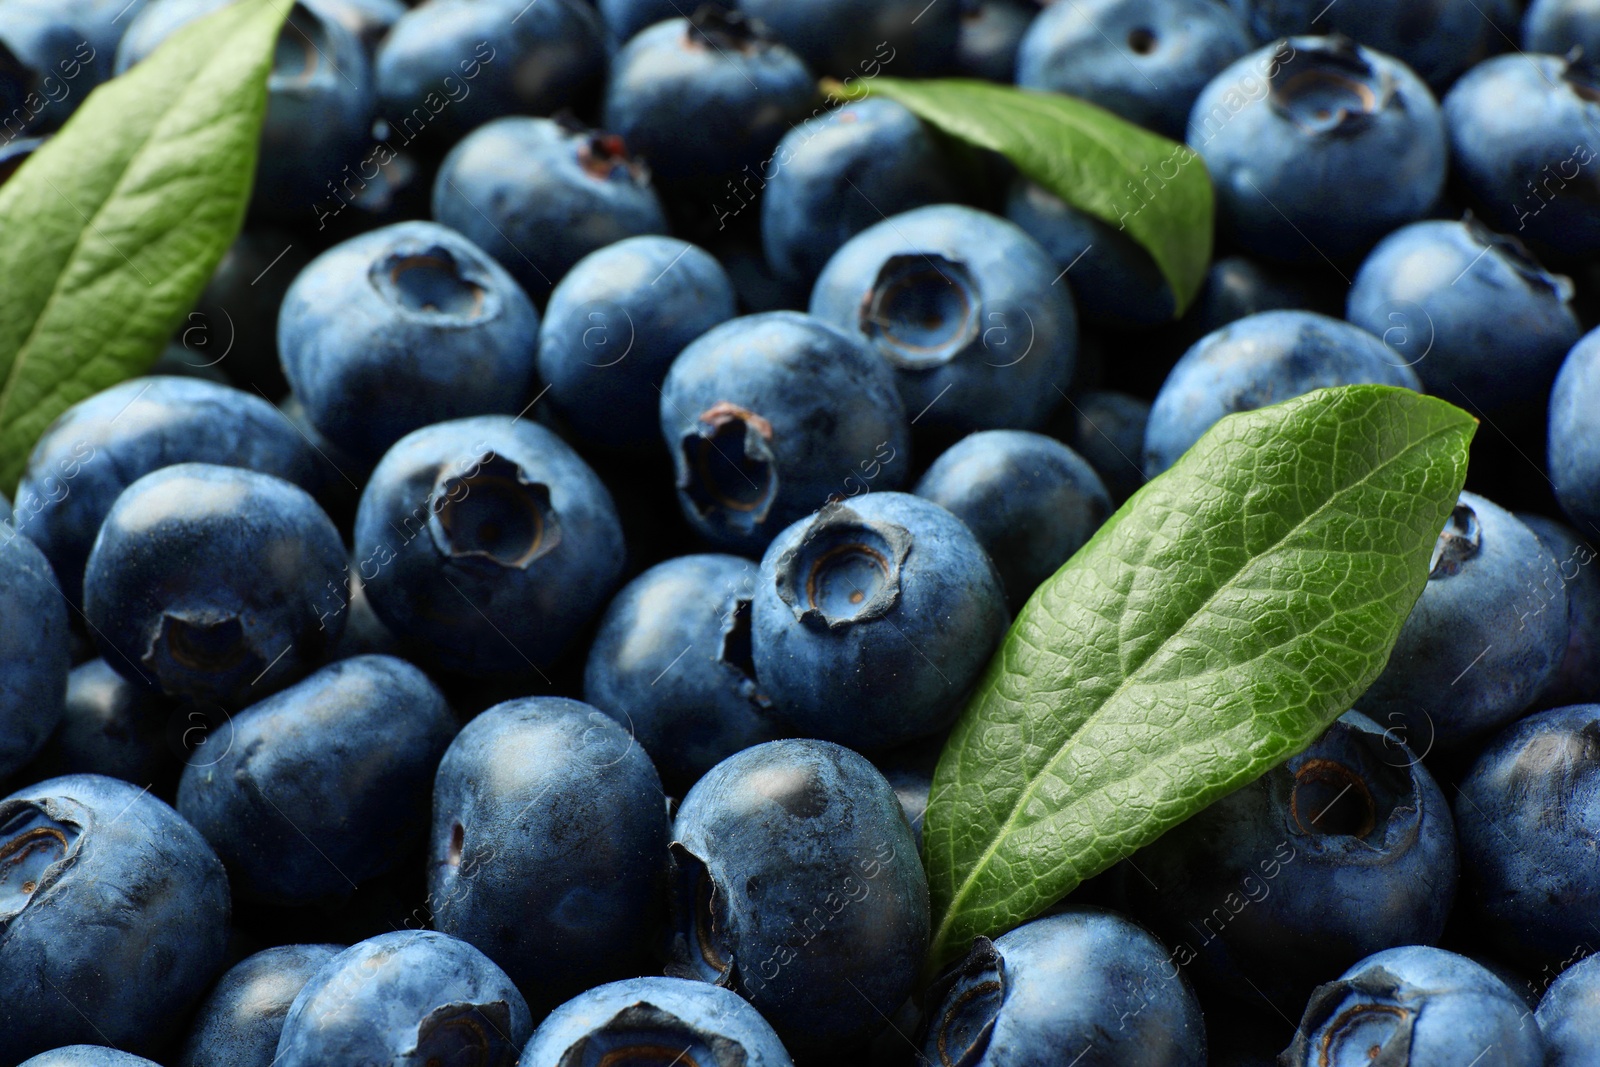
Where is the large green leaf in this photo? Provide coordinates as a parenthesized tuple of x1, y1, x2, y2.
(0, 0, 288, 490)
(924, 385, 1475, 971)
(830, 76, 1213, 316)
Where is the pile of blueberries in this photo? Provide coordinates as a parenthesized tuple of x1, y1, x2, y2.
(8, 0, 1600, 1064)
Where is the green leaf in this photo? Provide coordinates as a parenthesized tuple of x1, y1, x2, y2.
(923, 385, 1475, 972)
(0, 0, 289, 490)
(828, 76, 1213, 316)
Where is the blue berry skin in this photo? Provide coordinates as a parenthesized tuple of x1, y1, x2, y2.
(927, 912, 1206, 1067)
(810, 204, 1079, 439)
(602, 11, 817, 195)
(956, 0, 1035, 82)
(0, 774, 230, 1062)
(519, 976, 795, 1067)
(1006, 179, 1174, 329)
(353, 416, 625, 677)
(915, 430, 1111, 612)
(1187, 255, 1341, 339)
(279, 221, 541, 468)
(117, 0, 375, 220)
(1228, 0, 1516, 90)
(539, 236, 737, 456)
(83, 464, 348, 707)
(752, 493, 1008, 751)
(177, 944, 342, 1067)
(377, 0, 605, 153)
(3, 0, 146, 71)
(1348, 218, 1581, 416)
(598, 0, 728, 45)
(25, 659, 174, 789)
(311, 0, 404, 54)
(0, 4, 105, 136)
(762, 98, 958, 290)
(1282, 947, 1545, 1067)
(432, 116, 668, 302)
(0, 136, 40, 186)
(429, 697, 669, 1015)
(1525, 0, 1600, 57)
(1018, 0, 1251, 139)
(659, 311, 911, 555)
(1143, 311, 1421, 478)
(1189, 37, 1447, 265)
(1537, 951, 1600, 1066)
(1551, 329, 1600, 537)
(1445, 53, 1600, 261)
(1455, 704, 1600, 964)
(1058, 389, 1149, 505)
(1359, 492, 1571, 750)
(583, 554, 782, 792)
(13, 377, 324, 606)
(0, 529, 69, 782)
(667, 739, 928, 1055)
(1124, 711, 1457, 1007)
(1520, 515, 1600, 709)
(736, 0, 958, 78)
(176, 655, 456, 906)
(273, 930, 534, 1067)
(17, 1050, 161, 1067)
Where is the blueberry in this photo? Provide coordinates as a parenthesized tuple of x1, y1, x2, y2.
(955, 0, 1036, 82)
(0, 529, 69, 782)
(25, 658, 175, 790)
(0, 135, 45, 187)
(1227, 0, 1516, 89)
(431, 116, 668, 301)
(539, 236, 737, 456)
(377, 0, 605, 153)
(176, 655, 455, 906)
(602, 10, 817, 196)
(1525, 0, 1600, 58)
(598, 0, 731, 45)
(1537, 950, 1600, 1065)
(1281, 946, 1545, 1066)
(1055, 388, 1149, 505)
(735, 0, 959, 77)
(278, 220, 541, 468)
(810, 204, 1079, 439)
(1444, 52, 1600, 261)
(4, 0, 144, 72)
(1186, 255, 1342, 338)
(659, 311, 910, 554)
(1189, 36, 1447, 264)
(1018, 0, 1251, 138)
(923, 909, 1206, 1067)
(1519, 515, 1600, 709)
(1358, 492, 1571, 749)
(915, 430, 1111, 611)
(1124, 711, 1457, 1009)
(307, 0, 403, 55)
(84, 463, 347, 707)
(753, 492, 1007, 751)
(14, 377, 326, 607)
(1005, 179, 1175, 329)
(0, 2, 105, 136)
(429, 697, 669, 1014)
(1455, 703, 1600, 963)
(666, 739, 928, 1055)
(519, 976, 795, 1066)
(177, 944, 342, 1067)
(584, 554, 782, 791)
(1348, 217, 1581, 417)
(0, 774, 230, 1062)
(761, 97, 958, 289)
(1550, 328, 1600, 537)
(273, 930, 534, 1066)
(1143, 310, 1421, 478)
(117, 0, 375, 220)
(17, 1050, 161, 1067)
(353, 416, 625, 677)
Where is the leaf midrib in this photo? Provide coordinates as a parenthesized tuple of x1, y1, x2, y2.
(0, 10, 263, 426)
(932, 411, 1458, 953)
